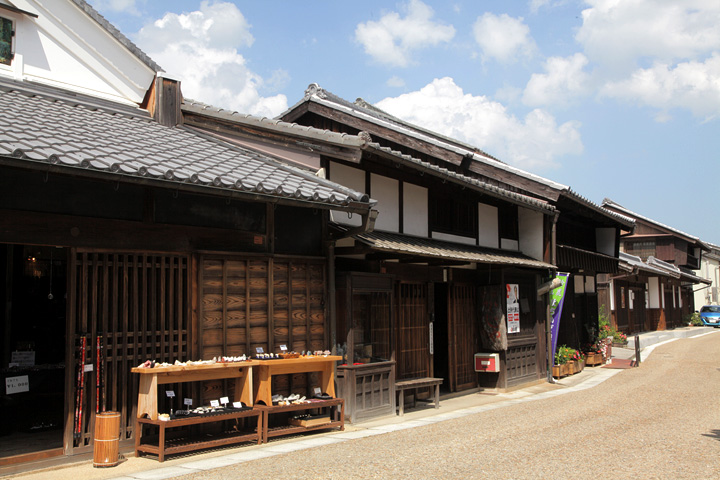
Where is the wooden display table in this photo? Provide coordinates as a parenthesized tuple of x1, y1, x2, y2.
(256, 398, 344, 442)
(135, 408, 262, 462)
(253, 356, 342, 406)
(131, 361, 258, 420)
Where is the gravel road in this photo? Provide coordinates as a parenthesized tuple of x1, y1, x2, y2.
(178, 332, 720, 480)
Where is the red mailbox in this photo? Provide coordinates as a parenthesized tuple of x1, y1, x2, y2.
(474, 353, 500, 373)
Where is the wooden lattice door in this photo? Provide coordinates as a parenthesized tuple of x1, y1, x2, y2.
(448, 284, 477, 391)
(396, 283, 429, 380)
(65, 250, 191, 454)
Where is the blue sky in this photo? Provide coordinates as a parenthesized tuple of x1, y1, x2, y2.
(90, 0, 720, 245)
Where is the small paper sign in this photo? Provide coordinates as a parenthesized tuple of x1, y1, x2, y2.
(84, 363, 94, 373)
(5, 375, 29, 395)
(11, 351, 35, 367)
(220, 396, 229, 405)
(210, 400, 220, 407)
(165, 390, 175, 398)
(255, 347, 264, 354)
(232, 402, 243, 408)
(314, 387, 322, 395)
(279, 345, 287, 352)
(184, 398, 193, 406)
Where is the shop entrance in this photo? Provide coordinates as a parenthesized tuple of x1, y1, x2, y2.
(1, 244, 67, 464)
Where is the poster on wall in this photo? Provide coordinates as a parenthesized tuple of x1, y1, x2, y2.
(506, 284, 520, 334)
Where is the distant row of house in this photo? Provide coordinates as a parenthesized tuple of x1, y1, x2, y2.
(0, 0, 717, 470)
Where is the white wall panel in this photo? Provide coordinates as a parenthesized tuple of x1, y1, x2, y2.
(371, 173, 399, 232)
(403, 182, 427, 237)
(329, 161, 364, 227)
(477, 203, 499, 249)
(518, 207, 544, 260)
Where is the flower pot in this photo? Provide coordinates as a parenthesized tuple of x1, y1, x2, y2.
(552, 364, 562, 378)
(561, 363, 573, 376)
(585, 353, 601, 366)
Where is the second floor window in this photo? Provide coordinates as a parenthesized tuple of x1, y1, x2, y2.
(0, 17, 13, 66)
(429, 193, 477, 238)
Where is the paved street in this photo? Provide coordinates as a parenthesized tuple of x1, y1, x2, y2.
(177, 332, 720, 480)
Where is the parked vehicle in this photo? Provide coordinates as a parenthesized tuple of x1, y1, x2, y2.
(699, 305, 720, 327)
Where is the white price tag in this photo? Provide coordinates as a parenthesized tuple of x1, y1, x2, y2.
(165, 390, 175, 398)
(233, 401, 243, 408)
(184, 398, 193, 406)
(255, 347, 264, 354)
(280, 344, 287, 352)
(5, 375, 29, 395)
(220, 396, 229, 405)
(210, 400, 220, 407)
(84, 363, 94, 373)
(314, 387, 322, 395)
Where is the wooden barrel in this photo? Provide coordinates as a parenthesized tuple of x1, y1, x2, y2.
(93, 411, 120, 467)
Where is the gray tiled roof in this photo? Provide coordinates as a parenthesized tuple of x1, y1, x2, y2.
(0, 79, 373, 210)
(366, 143, 556, 214)
(356, 231, 555, 270)
(603, 198, 708, 248)
(183, 99, 369, 148)
(283, 84, 568, 192)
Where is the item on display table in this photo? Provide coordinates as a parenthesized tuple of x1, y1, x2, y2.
(158, 414, 170, 421)
(289, 413, 331, 427)
(255, 352, 283, 360)
(135, 356, 253, 369)
(272, 393, 309, 406)
(301, 350, 332, 357)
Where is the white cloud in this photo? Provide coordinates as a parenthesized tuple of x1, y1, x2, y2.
(573, 0, 720, 120)
(354, 0, 455, 67)
(600, 53, 720, 121)
(523, 53, 591, 107)
(135, 1, 287, 117)
(576, 0, 720, 72)
(472, 13, 536, 64)
(387, 76, 406, 88)
(376, 77, 583, 170)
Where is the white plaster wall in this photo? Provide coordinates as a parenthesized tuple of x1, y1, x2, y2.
(1, 0, 155, 104)
(371, 173, 399, 232)
(501, 238, 519, 251)
(574, 274, 584, 294)
(477, 203, 499, 249)
(329, 161, 364, 227)
(518, 207, 544, 261)
(403, 182, 427, 237)
(596, 228, 616, 256)
(648, 277, 660, 308)
(432, 231, 476, 246)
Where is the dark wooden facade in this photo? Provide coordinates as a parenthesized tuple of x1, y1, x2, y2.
(0, 163, 353, 466)
(280, 89, 555, 409)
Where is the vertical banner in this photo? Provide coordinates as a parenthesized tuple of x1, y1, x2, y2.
(549, 273, 570, 361)
(506, 284, 520, 334)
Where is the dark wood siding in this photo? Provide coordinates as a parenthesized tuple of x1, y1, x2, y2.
(198, 255, 326, 400)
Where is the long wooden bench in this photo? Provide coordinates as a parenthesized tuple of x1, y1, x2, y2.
(395, 377, 443, 416)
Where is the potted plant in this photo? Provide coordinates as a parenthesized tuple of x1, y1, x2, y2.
(554, 345, 572, 377)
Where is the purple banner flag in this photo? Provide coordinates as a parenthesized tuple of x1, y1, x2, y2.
(549, 273, 570, 362)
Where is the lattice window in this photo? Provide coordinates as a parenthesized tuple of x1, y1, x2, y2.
(0, 17, 13, 65)
(68, 251, 190, 452)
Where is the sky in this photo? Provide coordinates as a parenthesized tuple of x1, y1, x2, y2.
(89, 0, 720, 245)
